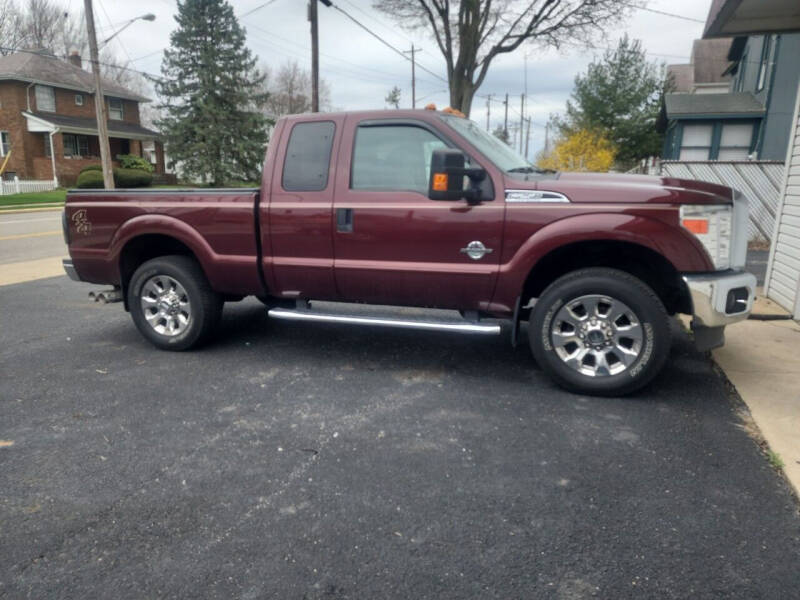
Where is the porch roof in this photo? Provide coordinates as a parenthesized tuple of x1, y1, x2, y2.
(23, 112, 160, 141)
(664, 92, 765, 118)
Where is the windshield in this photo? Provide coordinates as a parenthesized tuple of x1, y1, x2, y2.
(439, 114, 545, 174)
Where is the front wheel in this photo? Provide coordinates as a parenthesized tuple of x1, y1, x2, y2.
(128, 255, 222, 351)
(529, 268, 670, 396)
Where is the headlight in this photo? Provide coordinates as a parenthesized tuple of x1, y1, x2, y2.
(679, 204, 732, 270)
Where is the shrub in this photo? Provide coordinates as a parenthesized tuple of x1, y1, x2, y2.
(75, 167, 153, 189)
(116, 154, 154, 173)
(79, 164, 102, 174)
(76, 169, 104, 188)
(114, 168, 153, 188)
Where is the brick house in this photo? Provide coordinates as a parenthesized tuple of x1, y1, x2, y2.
(0, 49, 165, 186)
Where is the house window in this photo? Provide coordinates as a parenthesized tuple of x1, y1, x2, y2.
(43, 134, 51, 157)
(63, 133, 90, 157)
(717, 123, 754, 160)
(35, 85, 56, 112)
(679, 124, 713, 160)
(108, 98, 123, 120)
(75, 94, 84, 106)
(0, 131, 10, 156)
(756, 35, 775, 92)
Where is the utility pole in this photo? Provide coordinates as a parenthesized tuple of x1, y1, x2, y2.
(309, 0, 320, 112)
(84, 0, 113, 189)
(544, 122, 550, 154)
(525, 117, 531, 161)
(403, 44, 419, 108)
(519, 93, 525, 154)
(486, 94, 491, 131)
(503, 93, 509, 140)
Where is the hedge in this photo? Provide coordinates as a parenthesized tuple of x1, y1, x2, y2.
(79, 164, 102, 174)
(75, 167, 153, 189)
(116, 154, 154, 173)
(76, 169, 104, 188)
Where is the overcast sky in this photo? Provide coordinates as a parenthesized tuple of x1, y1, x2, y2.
(95, 0, 714, 158)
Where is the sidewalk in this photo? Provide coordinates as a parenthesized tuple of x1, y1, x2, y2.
(713, 294, 800, 497)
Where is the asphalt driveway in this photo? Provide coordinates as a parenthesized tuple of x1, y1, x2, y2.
(1, 276, 799, 599)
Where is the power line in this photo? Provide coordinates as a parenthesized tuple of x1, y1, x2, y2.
(634, 6, 705, 24)
(325, 2, 448, 84)
(338, 0, 413, 46)
(239, 0, 280, 20)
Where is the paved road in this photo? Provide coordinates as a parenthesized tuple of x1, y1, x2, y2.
(1, 274, 799, 599)
(0, 210, 65, 265)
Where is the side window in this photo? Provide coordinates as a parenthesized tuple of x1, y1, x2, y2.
(351, 125, 447, 193)
(282, 121, 335, 191)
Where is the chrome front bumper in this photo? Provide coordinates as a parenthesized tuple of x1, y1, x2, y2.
(682, 270, 757, 351)
(683, 270, 757, 328)
(63, 258, 80, 281)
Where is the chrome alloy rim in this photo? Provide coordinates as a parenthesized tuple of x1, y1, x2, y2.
(550, 294, 644, 377)
(140, 275, 192, 337)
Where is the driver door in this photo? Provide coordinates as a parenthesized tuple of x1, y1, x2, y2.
(332, 118, 504, 310)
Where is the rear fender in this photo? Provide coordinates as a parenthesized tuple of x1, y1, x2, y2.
(110, 215, 217, 283)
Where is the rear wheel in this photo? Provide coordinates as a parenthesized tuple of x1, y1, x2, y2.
(529, 268, 670, 396)
(128, 255, 222, 351)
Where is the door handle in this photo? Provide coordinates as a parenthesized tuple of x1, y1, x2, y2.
(336, 208, 353, 233)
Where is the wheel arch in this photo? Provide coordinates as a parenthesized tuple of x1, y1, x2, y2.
(117, 231, 209, 311)
(520, 239, 693, 318)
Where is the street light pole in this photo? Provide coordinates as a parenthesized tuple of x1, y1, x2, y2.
(100, 14, 156, 48)
(84, 0, 114, 189)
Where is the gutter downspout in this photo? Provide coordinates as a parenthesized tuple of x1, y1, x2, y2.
(26, 82, 35, 112)
(49, 128, 58, 186)
(755, 35, 781, 158)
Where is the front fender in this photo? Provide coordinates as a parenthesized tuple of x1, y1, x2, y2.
(490, 212, 713, 313)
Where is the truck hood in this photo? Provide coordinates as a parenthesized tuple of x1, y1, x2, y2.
(507, 171, 735, 205)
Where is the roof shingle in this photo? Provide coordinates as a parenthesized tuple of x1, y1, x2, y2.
(0, 50, 149, 102)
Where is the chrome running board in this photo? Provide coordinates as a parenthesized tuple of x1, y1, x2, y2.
(267, 307, 501, 335)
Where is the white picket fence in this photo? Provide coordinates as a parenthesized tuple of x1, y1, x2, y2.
(0, 177, 58, 196)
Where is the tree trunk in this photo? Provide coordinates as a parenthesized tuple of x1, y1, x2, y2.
(449, 74, 476, 117)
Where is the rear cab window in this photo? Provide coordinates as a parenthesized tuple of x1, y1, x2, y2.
(282, 121, 336, 191)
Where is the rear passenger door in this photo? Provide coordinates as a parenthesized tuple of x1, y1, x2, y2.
(264, 117, 342, 300)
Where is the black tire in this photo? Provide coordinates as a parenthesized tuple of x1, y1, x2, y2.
(128, 255, 222, 351)
(529, 267, 670, 396)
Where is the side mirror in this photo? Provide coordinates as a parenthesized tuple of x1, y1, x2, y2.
(428, 148, 487, 203)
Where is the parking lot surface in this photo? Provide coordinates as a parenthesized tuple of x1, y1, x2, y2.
(2, 275, 799, 599)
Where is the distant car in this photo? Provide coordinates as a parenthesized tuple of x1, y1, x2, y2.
(63, 108, 755, 396)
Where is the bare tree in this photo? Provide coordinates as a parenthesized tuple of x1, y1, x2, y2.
(263, 60, 331, 117)
(23, 0, 63, 50)
(0, 0, 27, 55)
(373, 0, 633, 116)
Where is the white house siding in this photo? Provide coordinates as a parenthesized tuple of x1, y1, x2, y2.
(764, 82, 800, 318)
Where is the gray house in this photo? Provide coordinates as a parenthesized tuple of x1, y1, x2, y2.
(660, 33, 800, 161)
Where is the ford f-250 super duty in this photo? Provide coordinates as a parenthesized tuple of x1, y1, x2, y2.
(62, 108, 756, 396)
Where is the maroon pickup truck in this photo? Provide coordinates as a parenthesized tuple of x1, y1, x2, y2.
(63, 108, 756, 395)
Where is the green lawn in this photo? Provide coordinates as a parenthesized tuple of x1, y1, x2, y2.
(0, 189, 66, 208)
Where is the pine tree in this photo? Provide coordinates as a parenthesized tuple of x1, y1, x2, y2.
(155, 0, 268, 185)
(553, 35, 667, 170)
